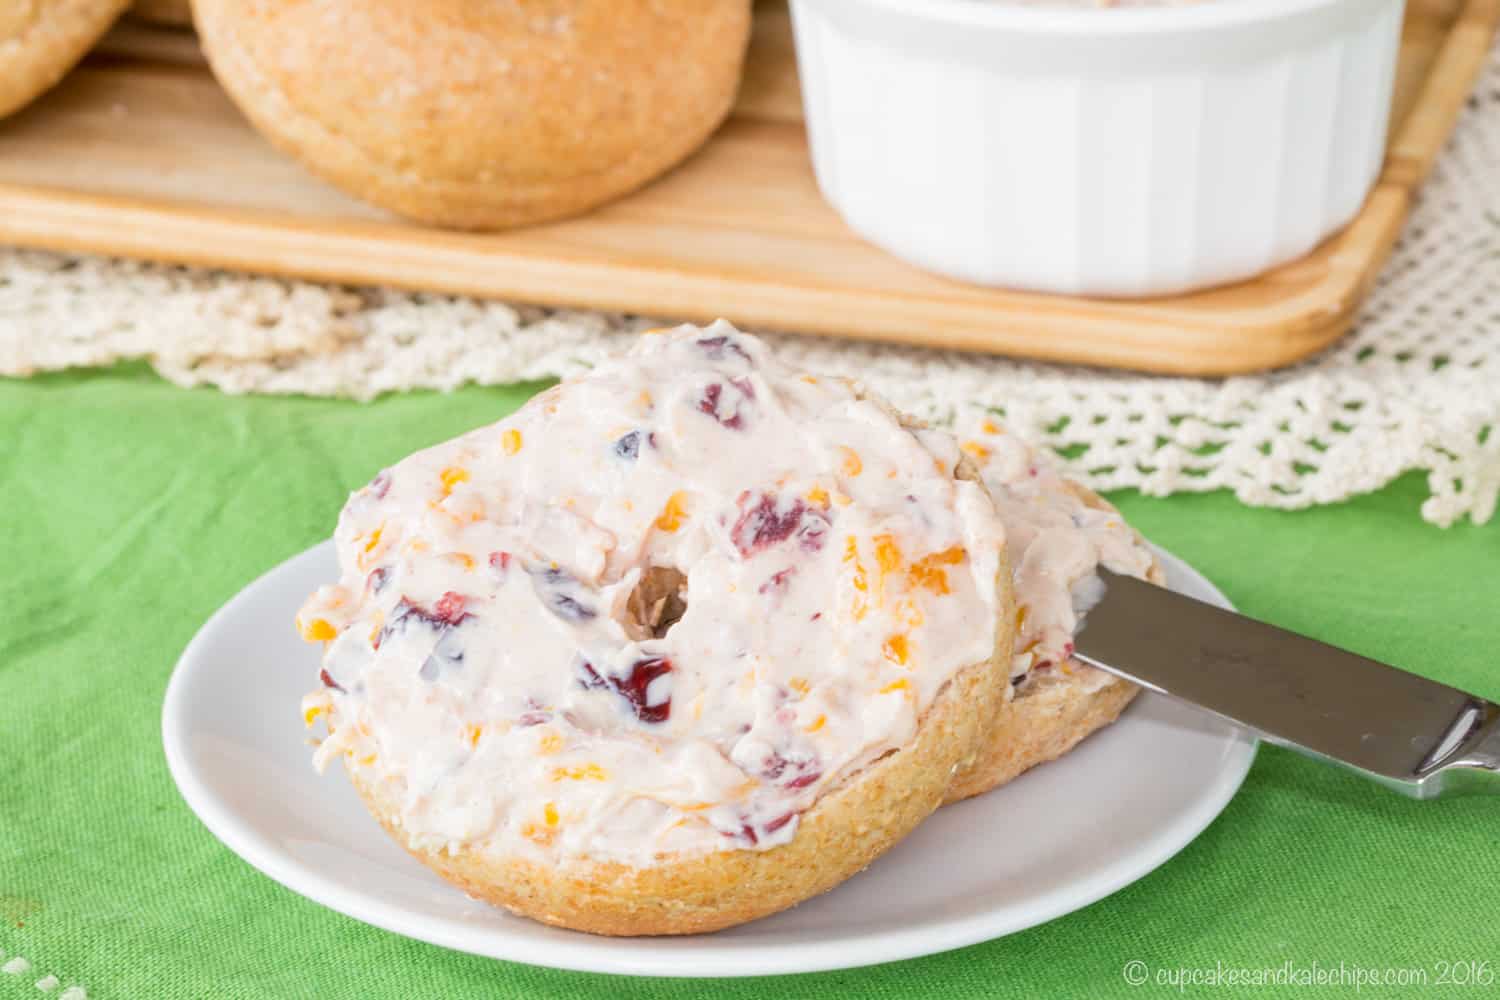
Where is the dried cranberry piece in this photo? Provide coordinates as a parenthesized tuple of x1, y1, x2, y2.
(489, 551, 511, 573)
(319, 668, 345, 693)
(575, 659, 609, 691)
(432, 591, 469, 625)
(695, 377, 755, 430)
(528, 565, 597, 623)
(731, 493, 831, 558)
(366, 567, 389, 594)
(517, 711, 549, 727)
(737, 823, 759, 846)
(761, 751, 819, 788)
(613, 431, 641, 460)
(575, 656, 672, 724)
(764, 812, 795, 834)
(616, 656, 672, 724)
(368, 471, 392, 499)
(696, 334, 751, 362)
(758, 567, 795, 596)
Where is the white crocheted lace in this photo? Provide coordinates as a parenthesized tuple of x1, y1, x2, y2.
(3, 54, 1497, 527)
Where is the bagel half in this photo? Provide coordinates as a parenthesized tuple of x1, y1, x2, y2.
(347, 656, 1003, 935)
(945, 480, 1164, 805)
(299, 324, 1015, 935)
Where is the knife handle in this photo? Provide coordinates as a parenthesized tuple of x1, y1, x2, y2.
(1416, 698, 1500, 798)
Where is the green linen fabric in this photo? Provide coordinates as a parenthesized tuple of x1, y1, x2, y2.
(3, 363, 1497, 1000)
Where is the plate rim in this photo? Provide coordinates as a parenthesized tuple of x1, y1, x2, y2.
(162, 541, 1257, 978)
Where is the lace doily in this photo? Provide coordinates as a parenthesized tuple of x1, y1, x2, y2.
(3, 56, 1497, 527)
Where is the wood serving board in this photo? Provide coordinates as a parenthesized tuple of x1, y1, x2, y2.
(0, 0, 1495, 375)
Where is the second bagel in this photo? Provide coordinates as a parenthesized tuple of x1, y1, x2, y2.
(193, 0, 752, 229)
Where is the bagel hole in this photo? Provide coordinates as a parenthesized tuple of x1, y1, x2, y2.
(624, 566, 688, 640)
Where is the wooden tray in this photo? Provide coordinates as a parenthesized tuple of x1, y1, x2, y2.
(0, 0, 1494, 375)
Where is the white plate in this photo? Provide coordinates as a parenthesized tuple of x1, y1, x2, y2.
(163, 542, 1255, 977)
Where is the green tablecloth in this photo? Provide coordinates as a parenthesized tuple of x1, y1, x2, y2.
(4, 362, 1498, 999)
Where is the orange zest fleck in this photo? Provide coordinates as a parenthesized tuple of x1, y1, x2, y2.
(879, 678, 911, 695)
(363, 526, 383, 554)
(961, 440, 991, 462)
(521, 821, 555, 846)
(551, 763, 608, 782)
(655, 491, 689, 532)
(298, 617, 337, 642)
(908, 546, 967, 596)
(501, 429, 523, 455)
(882, 634, 910, 666)
(439, 466, 469, 496)
(464, 724, 483, 749)
(839, 446, 863, 477)
(806, 714, 826, 733)
(874, 534, 902, 574)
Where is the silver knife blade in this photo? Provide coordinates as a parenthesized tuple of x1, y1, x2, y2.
(1073, 569, 1500, 798)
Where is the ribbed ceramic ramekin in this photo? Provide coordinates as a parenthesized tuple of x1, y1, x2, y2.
(790, 0, 1405, 296)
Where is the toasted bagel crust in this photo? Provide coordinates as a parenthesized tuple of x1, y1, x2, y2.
(945, 479, 1163, 805)
(192, 0, 752, 229)
(0, 0, 131, 119)
(325, 406, 1013, 935)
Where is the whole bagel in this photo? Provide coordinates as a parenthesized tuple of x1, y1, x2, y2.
(193, 0, 753, 229)
(0, 0, 131, 119)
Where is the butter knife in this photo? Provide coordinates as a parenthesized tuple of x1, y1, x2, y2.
(1073, 570, 1500, 798)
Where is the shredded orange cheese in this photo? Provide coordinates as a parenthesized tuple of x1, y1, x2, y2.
(551, 764, 608, 782)
(298, 617, 337, 642)
(882, 634, 910, 666)
(501, 429, 523, 455)
(655, 491, 689, 532)
(839, 446, 863, 477)
(879, 678, 911, 695)
(961, 440, 991, 462)
(908, 546, 967, 596)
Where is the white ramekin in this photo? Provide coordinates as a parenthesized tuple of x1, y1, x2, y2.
(789, 0, 1405, 296)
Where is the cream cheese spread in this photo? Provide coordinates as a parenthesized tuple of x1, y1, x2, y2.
(298, 322, 1005, 867)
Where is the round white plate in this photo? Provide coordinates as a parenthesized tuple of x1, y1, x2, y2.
(163, 542, 1255, 977)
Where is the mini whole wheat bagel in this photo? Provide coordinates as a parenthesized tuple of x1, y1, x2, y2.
(0, 0, 132, 119)
(296, 323, 1014, 935)
(193, 0, 753, 229)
